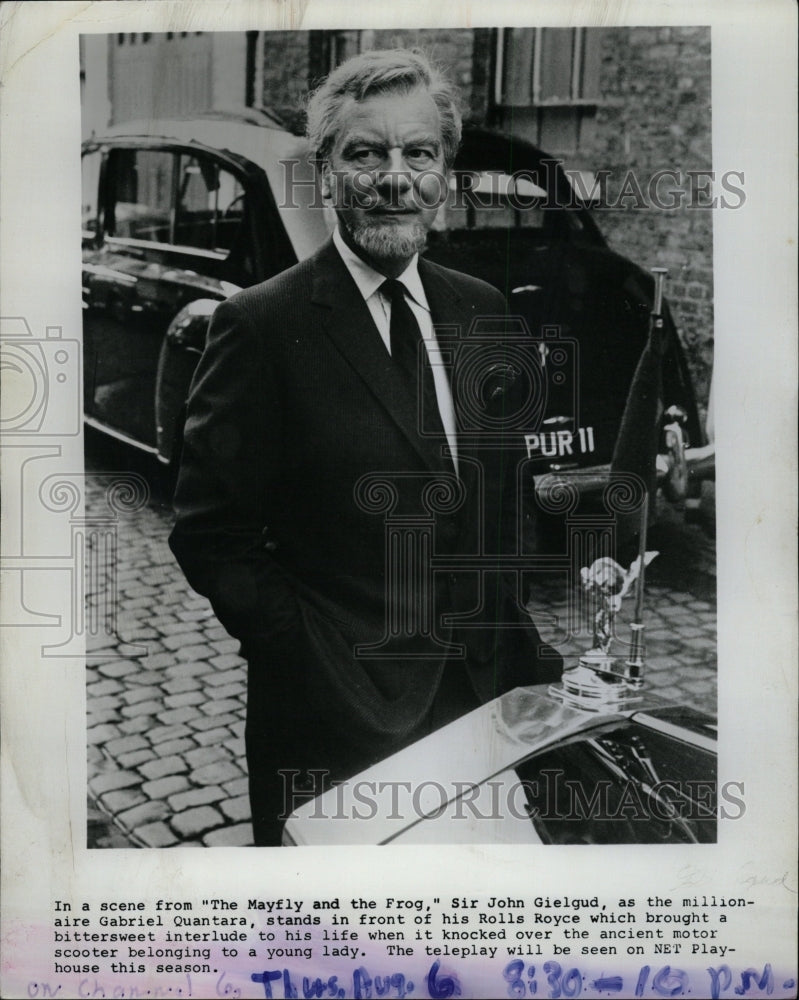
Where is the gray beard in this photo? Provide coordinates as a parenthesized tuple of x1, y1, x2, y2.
(349, 218, 428, 261)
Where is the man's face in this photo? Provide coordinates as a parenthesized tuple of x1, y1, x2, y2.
(321, 87, 449, 273)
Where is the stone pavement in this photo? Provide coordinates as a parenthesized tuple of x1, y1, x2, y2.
(85, 464, 717, 849)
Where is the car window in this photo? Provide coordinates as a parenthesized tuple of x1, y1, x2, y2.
(433, 167, 589, 240)
(82, 148, 102, 239)
(435, 171, 547, 231)
(106, 148, 174, 242)
(103, 146, 249, 258)
(174, 154, 247, 254)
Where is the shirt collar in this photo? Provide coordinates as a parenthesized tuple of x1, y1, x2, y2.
(333, 226, 429, 311)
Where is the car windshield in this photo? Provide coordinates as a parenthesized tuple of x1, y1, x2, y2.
(430, 165, 590, 242)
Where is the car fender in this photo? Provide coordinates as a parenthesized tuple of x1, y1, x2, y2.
(155, 295, 228, 466)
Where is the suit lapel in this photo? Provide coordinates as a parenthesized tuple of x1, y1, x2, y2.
(419, 256, 483, 503)
(310, 240, 454, 473)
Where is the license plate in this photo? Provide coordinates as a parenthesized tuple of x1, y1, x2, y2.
(524, 426, 596, 459)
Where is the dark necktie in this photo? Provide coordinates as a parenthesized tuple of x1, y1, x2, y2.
(380, 278, 447, 448)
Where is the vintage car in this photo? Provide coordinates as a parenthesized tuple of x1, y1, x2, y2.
(81, 112, 714, 508)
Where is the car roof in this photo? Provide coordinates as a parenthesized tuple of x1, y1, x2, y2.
(93, 115, 331, 261)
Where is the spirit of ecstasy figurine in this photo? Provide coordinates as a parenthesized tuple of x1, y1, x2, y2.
(581, 553, 658, 657)
(550, 551, 658, 710)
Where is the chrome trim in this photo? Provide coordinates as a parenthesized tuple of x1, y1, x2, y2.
(632, 712, 717, 753)
(104, 235, 227, 261)
(84, 416, 160, 457)
(532, 440, 716, 502)
(685, 442, 716, 481)
(82, 262, 138, 284)
(533, 465, 610, 497)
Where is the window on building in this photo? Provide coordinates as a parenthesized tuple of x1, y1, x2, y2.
(307, 30, 365, 97)
(493, 27, 603, 153)
(337, 31, 364, 67)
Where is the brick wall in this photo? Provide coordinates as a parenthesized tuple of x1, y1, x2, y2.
(259, 31, 312, 134)
(569, 26, 714, 406)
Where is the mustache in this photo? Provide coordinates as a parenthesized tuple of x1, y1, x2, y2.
(326, 172, 448, 212)
(329, 191, 424, 211)
(368, 205, 418, 213)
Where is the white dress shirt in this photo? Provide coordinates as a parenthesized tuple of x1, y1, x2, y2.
(332, 226, 459, 472)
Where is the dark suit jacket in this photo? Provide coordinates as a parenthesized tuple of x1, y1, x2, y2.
(169, 238, 561, 790)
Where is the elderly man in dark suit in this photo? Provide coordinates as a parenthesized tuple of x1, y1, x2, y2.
(169, 48, 561, 846)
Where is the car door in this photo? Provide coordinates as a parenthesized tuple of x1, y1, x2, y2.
(81, 139, 263, 450)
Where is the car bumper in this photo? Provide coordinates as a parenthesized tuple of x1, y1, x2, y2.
(532, 441, 715, 505)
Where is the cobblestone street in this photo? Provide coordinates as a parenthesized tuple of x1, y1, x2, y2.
(85, 440, 717, 849)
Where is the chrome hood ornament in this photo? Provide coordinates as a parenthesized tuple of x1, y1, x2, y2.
(550, 550, 658, 711)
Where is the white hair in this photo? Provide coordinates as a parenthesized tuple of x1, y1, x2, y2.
(306, 47, 462, 169)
